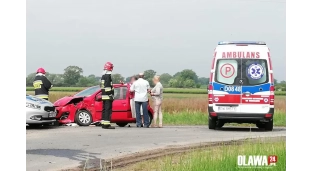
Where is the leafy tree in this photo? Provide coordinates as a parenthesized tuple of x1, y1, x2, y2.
(159, 73, 172, 87)
(95, 76, 101, 83)
(144, 69, 157, 85)
(26, 73, 36, 86)
(52, 74, 65, 87)
(168, 77, 185, 88)
(173, 69, 198, 83)
(198, 77, 209, 85)
(86, 74, 100, 86)
(46, 73, 56, 83)
(168, 78, 178, 88)
(87, 75, 99, 84)
(125, 76, 132, 83)
(75, 75, 100, 87)
(111, 73, 125, 84)
(183, 79, 196, 88)
(170, 69, 199, 88)
(26, 72, 64, 86)
(76, 77, 90, 87)
(63, 66, 83, 86)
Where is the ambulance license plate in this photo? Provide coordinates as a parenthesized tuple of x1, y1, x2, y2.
(218, 106, 237, 112)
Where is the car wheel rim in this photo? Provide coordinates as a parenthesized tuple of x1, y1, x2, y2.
(79, 112, 90, 124)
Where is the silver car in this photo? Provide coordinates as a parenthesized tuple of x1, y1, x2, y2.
(26, 95, 57, 127)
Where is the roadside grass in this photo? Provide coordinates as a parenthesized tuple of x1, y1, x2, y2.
(26, 91, 286, 126)
(163, 111, 285, 126)
(115, 137, 286, 171)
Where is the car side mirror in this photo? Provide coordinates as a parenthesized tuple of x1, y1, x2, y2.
(95, 94, 102, 101)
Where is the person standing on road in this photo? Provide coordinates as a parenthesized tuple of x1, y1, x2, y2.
(150, 76, 164, 128)
(129, 76, 143, 121)
(130, 73, 151, 128)
(101, 62, 115, 129)
(33, 68, 52, 100)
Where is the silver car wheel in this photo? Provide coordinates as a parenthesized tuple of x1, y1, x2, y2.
(78, 112, 91, 124)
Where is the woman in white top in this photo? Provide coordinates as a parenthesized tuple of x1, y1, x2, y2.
(150, 75, 164, 128)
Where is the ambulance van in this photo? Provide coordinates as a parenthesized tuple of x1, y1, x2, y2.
(208, 41, 274, 131)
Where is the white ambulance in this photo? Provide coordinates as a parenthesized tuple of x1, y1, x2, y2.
(208, 41, 274, 131)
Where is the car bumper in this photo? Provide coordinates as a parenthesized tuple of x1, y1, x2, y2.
(26, 110, 56, 124)
(55, 106, 75, 124)
(26, 119, 56, 124)
(208, 106, 274, 122)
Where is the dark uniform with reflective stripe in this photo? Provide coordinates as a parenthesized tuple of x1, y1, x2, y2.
(101, 72, 114, 127)
(33, 75, 52, 100)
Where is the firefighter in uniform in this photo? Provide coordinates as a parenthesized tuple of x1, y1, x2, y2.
(33, 68, 52, 100)
(101, 62, 115, 129)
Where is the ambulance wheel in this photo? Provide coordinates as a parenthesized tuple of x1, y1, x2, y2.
(116, 123, 128, 127)
(217, 121, 224, 128)
(75, 110, 92, 126)
(209, 117, 217, 129)
(264, 120, 273, 131)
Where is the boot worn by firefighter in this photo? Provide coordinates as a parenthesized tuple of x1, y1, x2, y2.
(102, 124, 115, 129)
(101, 120, 115, 129)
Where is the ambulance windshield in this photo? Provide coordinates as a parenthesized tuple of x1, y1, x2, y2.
(215, 59, 269, 85)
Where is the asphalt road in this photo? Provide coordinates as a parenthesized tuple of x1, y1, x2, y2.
(26, 125, 286, 171)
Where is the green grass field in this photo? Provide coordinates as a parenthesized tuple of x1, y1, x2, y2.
(163, 110, 285, 127)
(26, 87, 286, 95)
(115, 137, 286, 171)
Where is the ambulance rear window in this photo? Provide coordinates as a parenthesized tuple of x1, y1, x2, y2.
(215, 59, 238, 85)
(215, 59, 269, 85)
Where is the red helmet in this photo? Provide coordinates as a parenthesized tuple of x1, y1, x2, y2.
(36, 68, 46, 74)
(104, 62, 114, 71)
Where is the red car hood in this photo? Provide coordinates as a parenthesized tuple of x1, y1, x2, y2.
(54, 96, 84, 106)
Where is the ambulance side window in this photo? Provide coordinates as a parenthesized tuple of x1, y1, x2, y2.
(243, 59, 268, 85)
(215, 59, 238, 85)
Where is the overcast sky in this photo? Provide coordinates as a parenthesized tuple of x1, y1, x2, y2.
(26, 0, 286, 81)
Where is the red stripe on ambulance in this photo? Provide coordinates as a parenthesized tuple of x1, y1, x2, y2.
(213, 95, 240, 104)
(241, 94, 269, 104)
(268, 52, 273, 70)
(211, 57, 216, 70)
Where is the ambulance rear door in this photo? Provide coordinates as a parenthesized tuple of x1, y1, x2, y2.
(239, 47, 271, 114)
(212, 55, 242, 113)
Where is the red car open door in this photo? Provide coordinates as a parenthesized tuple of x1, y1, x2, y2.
(111, 85, 131, 121)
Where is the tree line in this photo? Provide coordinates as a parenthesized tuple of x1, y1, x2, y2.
(26, 65, 286, 89)
(26, 66, 209, 88)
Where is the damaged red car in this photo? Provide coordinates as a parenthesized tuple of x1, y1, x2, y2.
(54, 83, 154, 127)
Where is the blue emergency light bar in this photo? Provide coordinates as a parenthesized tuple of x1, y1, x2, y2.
(218, 41, 266, 45)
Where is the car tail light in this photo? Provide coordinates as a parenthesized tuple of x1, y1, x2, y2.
(208, 85, 213, 104)
(265, 114, 272, 118)
(270, 86, 275, 105)
(210, 112, 217, 116)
